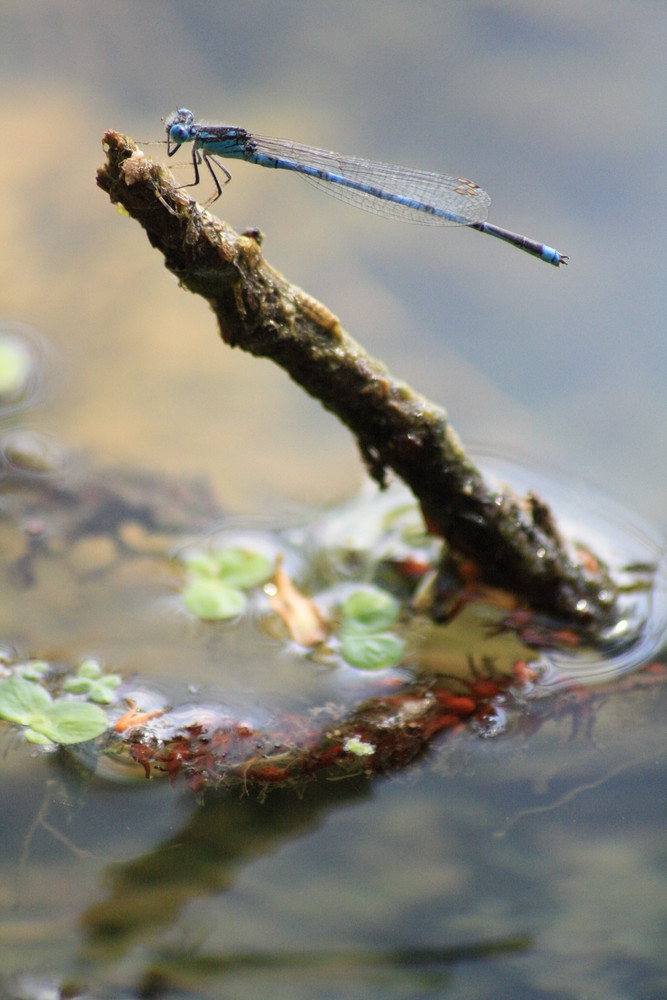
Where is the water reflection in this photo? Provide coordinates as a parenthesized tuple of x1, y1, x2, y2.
(1, 320, 666, 998)
(3, 666, 661, 998)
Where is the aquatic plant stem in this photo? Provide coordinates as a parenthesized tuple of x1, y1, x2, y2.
(97, 130, 617, 634)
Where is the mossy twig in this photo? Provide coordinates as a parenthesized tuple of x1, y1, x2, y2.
(97, 130, 618, 634)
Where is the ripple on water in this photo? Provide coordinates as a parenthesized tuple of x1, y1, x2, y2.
(474, 450, 667, 689)
(0, 320, 49, 416)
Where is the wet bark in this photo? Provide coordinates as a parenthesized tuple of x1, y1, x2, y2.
(97, 130, 618, 634)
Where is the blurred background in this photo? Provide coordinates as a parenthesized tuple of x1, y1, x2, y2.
(1, 1, 666, 525)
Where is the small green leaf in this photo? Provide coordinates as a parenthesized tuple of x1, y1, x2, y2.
(183, 551, 220, 577)
(0, 676, 110, 744)
(0, 675, 52, 724)
(24, 727, 55, 745)
(183, 547, 273, 589)
(210, 548, 273, 588)
(88, 676, 122, 704)
(341, 588, 400, 634)
(78, 658, 103, 679)
(343, 736, 376, 756)
(29, 701, 109, 744)
(64, 663, 121, 703)
(21, 659, 50, 681)
(183, 578, 247, 620)
(63, 676, 94, 694)
(340, 632, 405, 671)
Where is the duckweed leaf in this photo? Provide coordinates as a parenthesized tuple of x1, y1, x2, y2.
(183, 578, 247, 620)
(184, 547, 273, 589)
(0, 676, 109, 744)
(343, 736, 376, 756)
(340, 632, 405, 671)
(0, 675, 52, 724)
(86, 676, 122, 704)
(63, 660, 122, 703)
(183, 551, 221, 577)
(341, 588, 400, 634)
(210, 547, 273, 588)
(77, 658, 103, 679)
(21, 659, 50, 681)
(27, 701, 109, 744)
(24, 727, 55, 745)
(62, 677, 92, 694)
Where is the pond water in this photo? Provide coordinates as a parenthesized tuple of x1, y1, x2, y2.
(1, 324, 665, 1000)
(2, 4, 667, 998)
(0, 647, 665, 999)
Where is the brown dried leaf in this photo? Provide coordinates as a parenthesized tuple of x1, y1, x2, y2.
(269, 557, 328, 646)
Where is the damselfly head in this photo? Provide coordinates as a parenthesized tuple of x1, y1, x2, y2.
(164, 108, 195, 130)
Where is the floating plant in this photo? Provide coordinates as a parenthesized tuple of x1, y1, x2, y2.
(0, 674, 109, 745)
(63, 658, 122, 704)
(337, 587, 405, 670)
(181, 545, 273, 621)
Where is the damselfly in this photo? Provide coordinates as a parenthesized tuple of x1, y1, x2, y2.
(165, 109, 567, 267)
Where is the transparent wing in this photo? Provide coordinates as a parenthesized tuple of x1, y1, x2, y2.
(249, 134, 491, 226)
